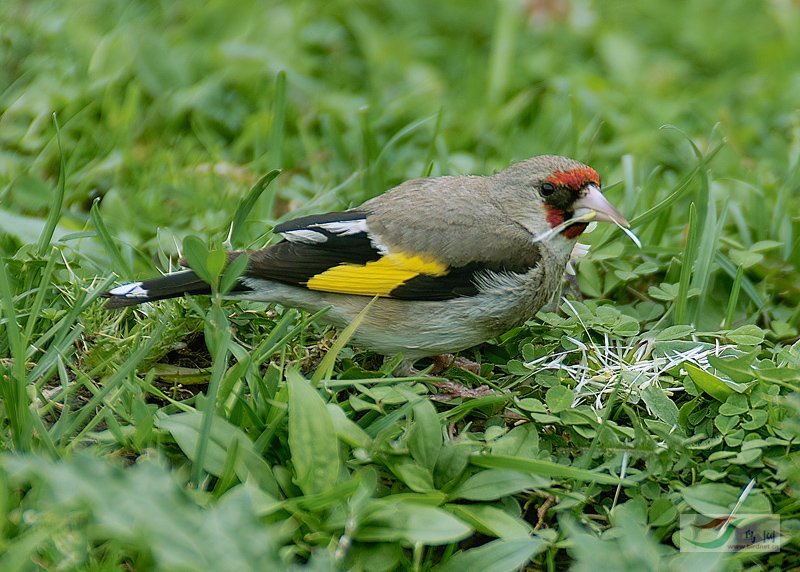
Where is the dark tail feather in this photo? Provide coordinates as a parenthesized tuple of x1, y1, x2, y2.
(102, 271, 212, 309)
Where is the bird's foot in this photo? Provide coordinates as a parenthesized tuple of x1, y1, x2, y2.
(429, 354, 482, 375)
(391, 354, 482, 377)
(429, 380, 494, 402)
(389, 355, 491, 402)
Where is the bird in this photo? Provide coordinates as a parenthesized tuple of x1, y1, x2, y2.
(103, 155, 630, 362)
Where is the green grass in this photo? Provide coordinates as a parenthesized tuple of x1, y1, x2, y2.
(1, 0, 800, 569)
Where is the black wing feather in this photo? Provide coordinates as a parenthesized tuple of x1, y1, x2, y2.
(388, 261, 534, 301)
(244, 238, 381, 285)
(274, 210, 367, 234)
(243, 210, 381, 284)
(107, 210, 543, 305)
(242, 210, 543, 300)
(103, 271, 211, 308)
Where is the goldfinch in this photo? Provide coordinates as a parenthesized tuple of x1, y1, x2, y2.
(104, 155, 629, 359)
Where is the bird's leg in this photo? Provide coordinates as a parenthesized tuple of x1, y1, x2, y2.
(429, 353, 456, 373)
(389, 355, 492, 402)
(429, 354, 481, 375)
(563, 241, 589, 301)
(564, 272, 584, 301)
(392, 358, 421, 377)
(389, 355, 482, 377)
(540, 283, 563, 313)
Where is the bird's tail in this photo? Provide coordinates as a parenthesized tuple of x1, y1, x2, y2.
(102, 271, 212, 309)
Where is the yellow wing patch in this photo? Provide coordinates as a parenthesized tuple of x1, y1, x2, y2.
(305, 252, 447, 296)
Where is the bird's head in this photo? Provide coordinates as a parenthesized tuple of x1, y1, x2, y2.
(540, 163, 629, 239)
(502, 155, 629, 240)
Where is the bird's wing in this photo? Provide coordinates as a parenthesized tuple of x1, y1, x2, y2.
(240, 208, 540, 301)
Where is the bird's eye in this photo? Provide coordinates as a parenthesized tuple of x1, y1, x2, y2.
(540, 182, 556, 197)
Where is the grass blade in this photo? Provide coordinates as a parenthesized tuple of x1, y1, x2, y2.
(675, 202, 698, 324)
(90, 198, 131, 280)
(724, 264, 744, 328)
(37, 114, 67, 256)
(0, 256, 32, 450)
(262, 70, 287, 219)
(21, 247, 59, 343)
(62, 322, 166, 447)
(487, 0, 520, 105)
(629, 141, 724, 229)
(227, 169, 281, 247)
(470, 455, 628, 485)
(715, 253, 765, 312)
(311, 297, 376, 385)
(359, 108, 381, 199)
(191, 309, 232, 486)
(690, 191, 728, 323)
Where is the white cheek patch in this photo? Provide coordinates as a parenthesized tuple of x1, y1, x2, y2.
(108, 282, 148, 298)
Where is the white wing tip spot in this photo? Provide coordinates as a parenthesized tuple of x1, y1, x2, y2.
(108, 282, 148, 298)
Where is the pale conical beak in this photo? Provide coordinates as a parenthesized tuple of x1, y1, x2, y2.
(573, 184, 629, 228)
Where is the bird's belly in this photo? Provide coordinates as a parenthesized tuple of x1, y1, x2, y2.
(234, 260, 563, 358)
